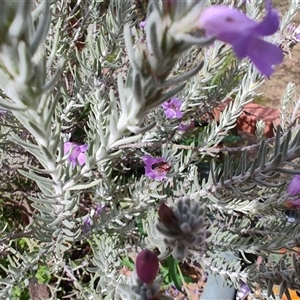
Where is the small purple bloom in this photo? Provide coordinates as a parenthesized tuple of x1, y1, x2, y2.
(236, 283, 251, 300)
(64, 142, 88, 168)
(139, 20, 147, 30)
(82, 217, 92, 234)
(178, 123, 190, 132)
(198, 0, 283, 76)
(135, 249, 159, 284)
(178, 121, 195, 132)
(284, 175, 300, 209)
(143, 155, 171, 181)
(95, 204, 105, 217)
(161, 98, 183, 119)
(287, 175, 300, 196)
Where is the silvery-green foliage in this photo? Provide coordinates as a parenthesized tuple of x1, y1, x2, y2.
(0, 0, 300, 299)
(247, 252, 300, 299)
(88, 234, 128, 300)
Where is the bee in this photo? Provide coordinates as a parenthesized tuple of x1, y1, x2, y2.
(152, 161, 172, 173)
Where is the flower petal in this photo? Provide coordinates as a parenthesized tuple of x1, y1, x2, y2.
(153, 169, 168, 181)
(69, 146, 81, 161)
(199, 5, 256, 44)
(77, 152, 86, 166)
(170, 98, 182, 108)
(142, 155, 164, 166)
(64, 142, 74, 154)
(144, 165, 156, 179)
(79, 144, 89, 152)
(161, 102, 170, 109)
(231, 35, 252, 58)
(246, 37, 283, 76)
(252, 0, 280, 36)
(287, 175, 300, 196)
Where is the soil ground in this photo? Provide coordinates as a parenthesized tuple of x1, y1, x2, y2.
(259, 1, 300, 107)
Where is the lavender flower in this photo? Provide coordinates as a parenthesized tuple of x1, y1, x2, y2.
(139, 20, 147, 30)
(198, 0, 283, 76)
(178, 121, 195, 132)
(236, 283, 251, 300)
(287, 175, 300, 196)
(95, 204, 105, 217)
(161, 98, 183, 119)
(64, 142, 88, 168)
(284, 175, 300, 209)
(135, 249, 159, 284)
(82, 217, 92, 234)
(142, 155, 171, 181)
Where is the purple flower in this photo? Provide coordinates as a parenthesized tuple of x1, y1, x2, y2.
(236, 283, 251, 300)
(135, 249, 159, 284)
(95, 204, 105, 217)
(143, 155, 171, 181)
(139, 20, 147, 30)
(82, 217, 92, 234)
(287, 175, 300, 196)
(64, 142, 88, 168)
(283, 175, 300, 208)
(198, 0, 283, 76)
(178, 121, 196, 132)
(161, 98, 183, 119)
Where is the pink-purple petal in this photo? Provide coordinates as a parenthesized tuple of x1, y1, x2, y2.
(69, 146, 81, 161)
(153, 169, 168, 181)
(77, 152, 87, 166)
(161, 98, 183, 119)
(79, 144, 89, 152)
(199, 6, 256, 44)
(287, 175, 300, 196)
(142, 155, 170, 181)
(252, 1, 280, 36)
(64, 142, 73, 153)
(143, 155, 163, 165)
(63, 141, 89, 168)
(231, 35, 252, 58)
(246, 38, 283, 76)
(199, 1, 283, 76)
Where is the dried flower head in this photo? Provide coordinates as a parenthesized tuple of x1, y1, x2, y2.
(156, 197, 210, 261)
(198, 0, 283, 76)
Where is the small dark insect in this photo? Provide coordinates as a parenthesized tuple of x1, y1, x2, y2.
(152, 161, 172, 173)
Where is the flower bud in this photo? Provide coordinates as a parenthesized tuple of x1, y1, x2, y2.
(158, 202, 180, 231)
(135, 249, 159, 284)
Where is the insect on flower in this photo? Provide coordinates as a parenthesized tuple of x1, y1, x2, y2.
(143, 155, 172, 181)
(151, 161, 172, 173)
